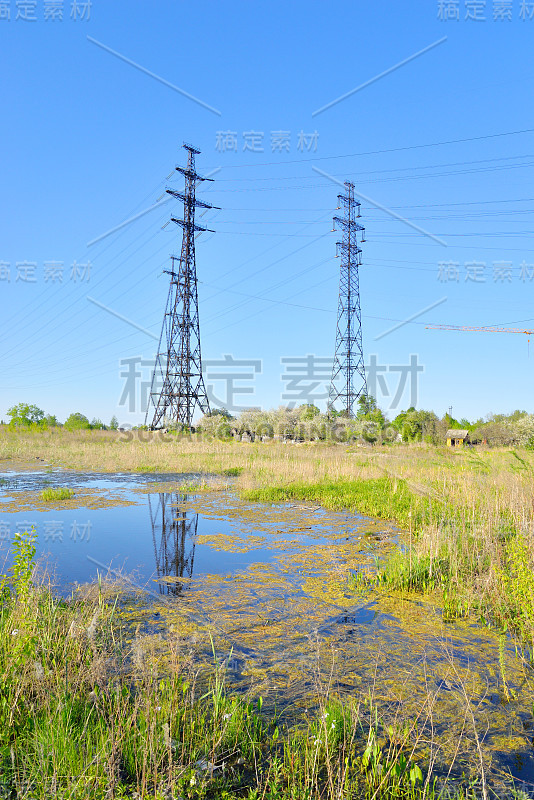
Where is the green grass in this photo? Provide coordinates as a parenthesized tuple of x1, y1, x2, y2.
(242, 476, 534, 650)
(39, 487, 75, 501)
(222, 467, 244, 477)
(0, 530, 505, 799)
(241, 477, 445, 531)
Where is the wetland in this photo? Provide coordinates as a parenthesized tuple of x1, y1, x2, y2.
(1, 432, 534, 798)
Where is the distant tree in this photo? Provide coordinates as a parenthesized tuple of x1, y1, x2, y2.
(356, 395, 386, 426)
(64, 412, 91, 431)
(326, 403, 343, 419)
(297, 404, 320, 421)
(361, 421, 380, 444)
(393, 408, 439, 443)
(198, 413, 233, 439)
(7, 403, 45, 427)
(514, 414, 534, 449)
(442, 412, 462, 430)
(44, 414, 60, 428)
(356, 394, 376, 417)
(342, 417, 364, 442)
(109, 416, 119, 430)
(471, 420, 516, 447)
(206, 408, 234, 420)
(459, 418, 473, 430)
(487, 410, 527, 425)
(90, 418, 106, 430)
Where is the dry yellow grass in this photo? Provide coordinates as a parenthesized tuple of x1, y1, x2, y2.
(2, 427, 534, 511)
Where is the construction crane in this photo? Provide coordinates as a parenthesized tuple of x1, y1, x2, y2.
(426, 324, 534, 335)
(426, 324, 534, 352)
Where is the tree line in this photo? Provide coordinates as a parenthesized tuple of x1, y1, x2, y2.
(4, 399, 534, 448)
(4, 403, 119, 432)
(198, 398, 534, 448)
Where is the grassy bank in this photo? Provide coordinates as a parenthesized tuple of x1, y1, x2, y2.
(241, 476, 445, 531)
(243, 464, 534, 650)
(0, 530, 482, 800)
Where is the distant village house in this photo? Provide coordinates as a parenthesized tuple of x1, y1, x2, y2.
(446, 429, 469, 447)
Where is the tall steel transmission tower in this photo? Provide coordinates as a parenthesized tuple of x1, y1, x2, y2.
(328, 181, 368, 417)
(146, 144, 215, 429)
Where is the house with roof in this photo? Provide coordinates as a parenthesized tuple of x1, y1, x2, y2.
(446, 429, 469, 447)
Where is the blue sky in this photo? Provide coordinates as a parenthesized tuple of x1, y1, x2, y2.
(1, 0, 534, 426)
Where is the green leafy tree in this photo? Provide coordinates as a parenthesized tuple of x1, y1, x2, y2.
(64, 412, 91, 431)
(442, 412, 462, 430)
(198, 413, 233, 439)
(326, 403, 343, 419)
(206, 408, 234, 420)
(109, 416, 119, 430)
(7, 403, 45, 427)
(356, 394, 376, 417)
(90, 418, 106, 430)
(393, 408, 439, 443)
(356, 395, 386, 426)
(44, 414, 60, 427)
(297, 404, 320, 421)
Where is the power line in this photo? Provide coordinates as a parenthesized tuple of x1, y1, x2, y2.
(212, 153, 534, 182)
(203, 125, 534, 170)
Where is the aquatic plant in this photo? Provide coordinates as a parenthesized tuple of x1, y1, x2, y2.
(222, 467, 244, 477)
(40, 486, 74, 502)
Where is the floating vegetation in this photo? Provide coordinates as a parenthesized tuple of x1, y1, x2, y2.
(39, 487, 74, 502)
(0, 484, 138, 512)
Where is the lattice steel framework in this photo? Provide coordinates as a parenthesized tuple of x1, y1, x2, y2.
(148, 492, 198, 596)
(146, 144, 215, 429)
(328, 181, 368, 417)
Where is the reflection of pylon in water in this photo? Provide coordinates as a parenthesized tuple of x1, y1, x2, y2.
(148, 493, 198, 595)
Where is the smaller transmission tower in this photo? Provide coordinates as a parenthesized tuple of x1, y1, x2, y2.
(328, 181, 368, 417)
(146, 144, 216, 429)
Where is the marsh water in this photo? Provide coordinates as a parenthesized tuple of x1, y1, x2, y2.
(1, 463, 534, 789)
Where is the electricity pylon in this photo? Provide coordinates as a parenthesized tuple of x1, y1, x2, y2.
(146, 144, 216, 429)
(328, 181, 368, 417)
